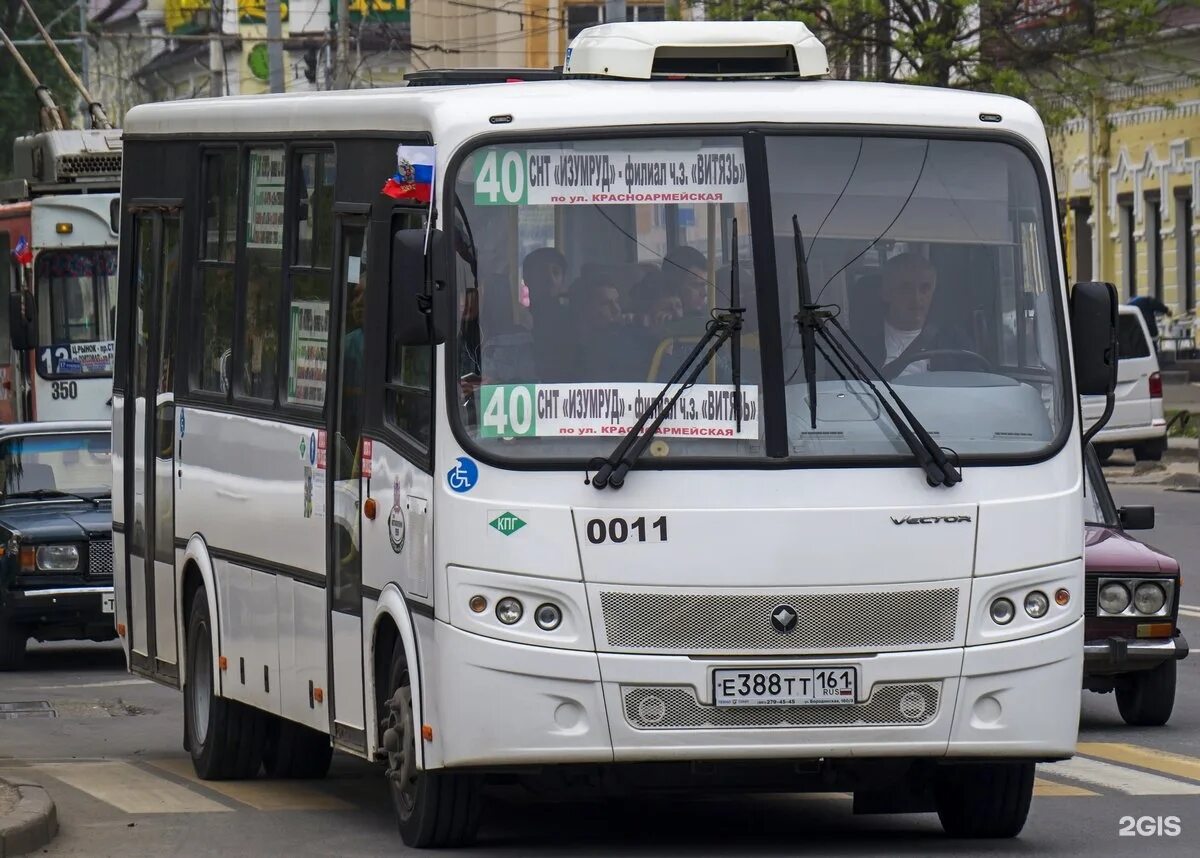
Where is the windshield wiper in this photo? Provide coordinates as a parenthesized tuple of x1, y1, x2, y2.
(787, 219, 960, 488)
(591, 226, 745, 490)
(5, 488, 104, 507)
(792, 216, 819, 429)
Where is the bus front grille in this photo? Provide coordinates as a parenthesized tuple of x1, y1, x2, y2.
(599, 588, 959, 652)
(622, 683, 940, 730)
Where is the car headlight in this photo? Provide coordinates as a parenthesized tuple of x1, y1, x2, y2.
(1098, 582, 1131, 614)
(36, 544, 80, 571)
(1133, 582, 1167, 615)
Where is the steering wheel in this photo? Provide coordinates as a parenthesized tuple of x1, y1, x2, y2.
(884, 348, 993, 379)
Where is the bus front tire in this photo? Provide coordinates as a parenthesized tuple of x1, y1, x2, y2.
(263, 717, 333, 779)
(380, 637, 481, 848)
(184, 589, 267, 780)
(1116, 660, 1176, 726)
(934, 761, 1034, 838)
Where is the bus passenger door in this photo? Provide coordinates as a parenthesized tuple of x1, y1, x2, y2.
(327, 217, 368, 751)
(124, 210, 181, 683)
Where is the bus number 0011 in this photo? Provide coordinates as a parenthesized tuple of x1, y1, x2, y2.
(586, 516, 667, 545)
(51, 380, 79, 400)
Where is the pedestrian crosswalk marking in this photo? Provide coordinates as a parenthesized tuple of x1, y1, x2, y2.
(147, 758, 354, 811)
(1040, 757, 1200, 796)
(1078, 742, 1200, 784)
(36, 761, 233, 814)
(1033, 778, 1097, 797)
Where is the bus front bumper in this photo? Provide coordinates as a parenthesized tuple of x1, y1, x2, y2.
(427, 618, 1083, 769)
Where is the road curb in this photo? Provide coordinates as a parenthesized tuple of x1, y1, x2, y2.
(0, 777, 57, 858)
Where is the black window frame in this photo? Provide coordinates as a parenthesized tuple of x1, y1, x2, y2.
(191, 146, 240, 400)
(1146, 190, 1163, 303)
(1119, 194, 1137, 298)
(1176, 187, 1195, 314)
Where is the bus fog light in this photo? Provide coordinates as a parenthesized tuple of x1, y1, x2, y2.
(989, 598, 1015, 625)
(469, 595, 487, 613)
(534, 603, 562, 631)
(1098, 582, 1131, 614)
(1024, 591, 1049, 619)
(1133, 582, 1166, 615)
(495, 597, 523, 625)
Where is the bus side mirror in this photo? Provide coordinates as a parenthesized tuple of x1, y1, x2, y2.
(391, 228, 449, 346)
(1071, 281, 1118, 397)
(8, 290, 37, 351)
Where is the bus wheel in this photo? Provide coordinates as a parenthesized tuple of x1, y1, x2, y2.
(1116, 661, 1176, 726)
(263, 717, 333, 779)
(0, 623, 28, 670)
(933, 761, 1034, 838)
(184, 589, 267, 780)
(380, 638, 481, 848)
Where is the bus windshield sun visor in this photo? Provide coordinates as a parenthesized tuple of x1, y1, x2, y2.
(790, 215, 961, 489)
(589, 220, 746, 491)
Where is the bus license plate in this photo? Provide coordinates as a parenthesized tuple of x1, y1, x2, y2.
(713, 667, 857, 707)
(101, 593, 115, 614)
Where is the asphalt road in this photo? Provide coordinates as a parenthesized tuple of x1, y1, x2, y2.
(2, 485, 1198, 857)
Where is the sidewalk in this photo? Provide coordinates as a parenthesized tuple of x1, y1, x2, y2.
(0, 776, 56, 857)
(1102, 436, 1200, 488)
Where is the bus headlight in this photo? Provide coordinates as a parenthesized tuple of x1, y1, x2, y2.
(1098, 582, 1131, 614)
(989, 598, 1015, 625)
(1023, 591, 1049, 619)
(36, 544, 80, 571)
(1133, 582, 1166, 615)
(495, 597, 523, 625)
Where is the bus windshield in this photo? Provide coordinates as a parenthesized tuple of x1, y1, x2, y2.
(452, 134, 1066, 464)
(36, 248, 117, 345)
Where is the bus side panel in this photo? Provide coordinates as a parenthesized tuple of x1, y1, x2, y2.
(215, 559, 281, 715)
(276, 575, 329, 732)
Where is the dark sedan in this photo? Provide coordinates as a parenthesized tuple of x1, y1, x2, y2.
(0, 420, 114, 669)
(1083, 444, 1188, 725)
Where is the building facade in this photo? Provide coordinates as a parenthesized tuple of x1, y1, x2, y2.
(1054, 13, 1200, 322)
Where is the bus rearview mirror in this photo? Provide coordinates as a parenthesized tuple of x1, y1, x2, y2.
(391, 228, 449, 346)
(1070, 281, 1117, 397)
(8, 290, 36, 351)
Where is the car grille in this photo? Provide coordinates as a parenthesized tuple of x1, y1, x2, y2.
(599, 588, 960, 653)
(88, 539, 113, 579)
(622, 683, 941, 730)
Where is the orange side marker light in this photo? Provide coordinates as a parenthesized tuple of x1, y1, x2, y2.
(421, 725, 433, 742)
(116, 623, 126, 637)
(314, 687, 324, 703)
(219, 655, 228, 670)
(364, 497, 377, 520)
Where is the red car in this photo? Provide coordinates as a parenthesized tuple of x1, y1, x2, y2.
(1083, 444, 1189, 725)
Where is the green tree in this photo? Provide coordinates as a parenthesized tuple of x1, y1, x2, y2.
(1, 0, 81, 177)
(703, 1, 1193, 126)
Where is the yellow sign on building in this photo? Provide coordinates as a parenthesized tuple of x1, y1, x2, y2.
(164, 0, 211, 34)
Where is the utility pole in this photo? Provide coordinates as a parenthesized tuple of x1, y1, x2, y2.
(266, 0, 284, 93)
(335, 0, 351, 89)
(209, 0, 224, 96)
(77, 0, 88, 117)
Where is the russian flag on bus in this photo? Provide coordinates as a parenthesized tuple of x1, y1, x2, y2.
(11, 235, 32, 265)
(382, 145, 435, 203)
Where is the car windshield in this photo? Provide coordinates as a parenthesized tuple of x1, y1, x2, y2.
(0, 432, 112, 499)
(451, 134, 1066, 464)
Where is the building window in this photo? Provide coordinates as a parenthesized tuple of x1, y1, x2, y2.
(1070, 199, 1092, 282)
(566, 3, 666, 40)
(195, 149, 238, 392)
(1178, 190, 1195, 314)
(1120, 199, 1137, 298)
(1147, 194, 1162, 303)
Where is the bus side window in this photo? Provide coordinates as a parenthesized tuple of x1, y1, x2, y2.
(285, 150, 336, 408)
(194, 149, 238, 394)
(386, 211, 432, 452)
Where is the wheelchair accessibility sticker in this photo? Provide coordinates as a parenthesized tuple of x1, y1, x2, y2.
(447, 457, 478, 493)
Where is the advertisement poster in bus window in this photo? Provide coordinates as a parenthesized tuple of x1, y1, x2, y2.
(247, 150, 285, 249)
(473, 141, 749, 207)
(288, 300, 329, 404)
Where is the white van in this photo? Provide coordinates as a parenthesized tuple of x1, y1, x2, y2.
(1084, 305, 1166, 461)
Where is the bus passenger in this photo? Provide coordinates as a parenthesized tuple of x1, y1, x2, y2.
(523, 248, 577, 381)
(574, 275, 656, 382)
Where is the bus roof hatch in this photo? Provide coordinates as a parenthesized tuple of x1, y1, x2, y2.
(563, 21, 829, 81)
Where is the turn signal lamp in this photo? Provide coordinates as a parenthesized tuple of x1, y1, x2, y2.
(469, 595, 488, 613)
(1137, 623, 1174, 638)
(1055, 588, 1071, 607)
(55, 222, 73, 234)
(18, 545, 35, 572)
(364, 498, 377, 520)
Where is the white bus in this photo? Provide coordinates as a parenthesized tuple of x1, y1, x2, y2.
(2, 129, 122, 423)
(113, 22, 1117, 848)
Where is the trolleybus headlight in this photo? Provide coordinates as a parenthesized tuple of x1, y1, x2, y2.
(989, 598, 1015, 625)
(1133, 582, 1166, 615)
(1098, 582, 1131, 614)
(36, 544, 80, 571)
(1024, 591, 1049, 619)
(495, 597, 523, 625)
(534, 603, 562, 631)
